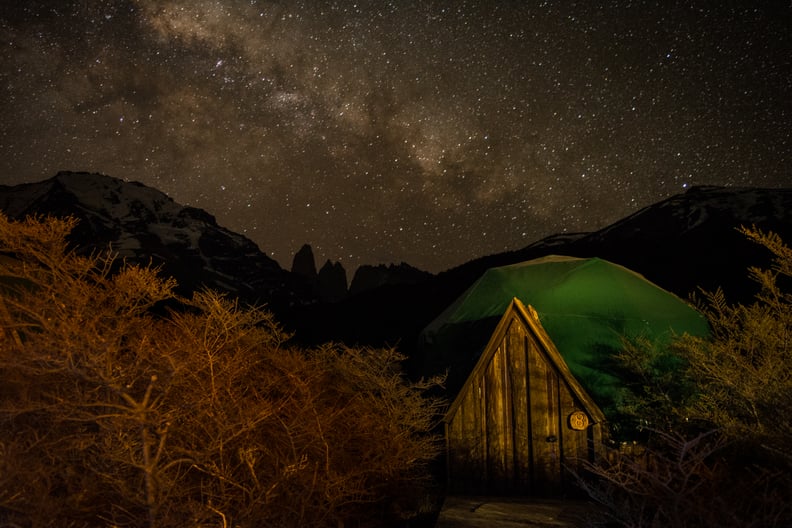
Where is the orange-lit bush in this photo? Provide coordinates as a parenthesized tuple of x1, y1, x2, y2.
(577, 227, 792, 527)
(0, 214, 443, 527)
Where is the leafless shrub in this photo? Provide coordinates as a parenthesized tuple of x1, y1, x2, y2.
(0, 214, 443, 527)
(576, 429, 791, 528)
(574, 227, 792, 527)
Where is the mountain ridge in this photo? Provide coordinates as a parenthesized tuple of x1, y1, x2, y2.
(285, 184, 792, 365)
(0, 171, 311, 310)
(2, 172, 791, 361)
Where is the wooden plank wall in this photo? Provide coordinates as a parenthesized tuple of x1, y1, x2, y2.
(447, 379, 486, 493)
(447, 313, 603, 495)
(508, 319, 531, 491)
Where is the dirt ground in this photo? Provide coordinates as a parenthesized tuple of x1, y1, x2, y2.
(434, 496, 600, 528)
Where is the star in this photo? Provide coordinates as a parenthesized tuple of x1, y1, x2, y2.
(1, 1, 790, 273)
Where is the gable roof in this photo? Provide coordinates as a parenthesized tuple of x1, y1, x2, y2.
(445, 297, 607, 425)
(421, 255, 710, 415)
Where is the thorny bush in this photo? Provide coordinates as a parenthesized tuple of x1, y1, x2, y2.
(0, 214, 444, 528)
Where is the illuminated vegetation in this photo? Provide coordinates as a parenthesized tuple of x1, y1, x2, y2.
(0, 214, 444, 528)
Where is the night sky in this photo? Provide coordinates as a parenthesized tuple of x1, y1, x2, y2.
(1, 2, 790, 273)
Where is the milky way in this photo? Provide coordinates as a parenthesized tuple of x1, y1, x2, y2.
(1, 1, 790, 273)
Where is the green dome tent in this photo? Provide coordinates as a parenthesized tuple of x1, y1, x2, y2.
(421, 255, 710, 415)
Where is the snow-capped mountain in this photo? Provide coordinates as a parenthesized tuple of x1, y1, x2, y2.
(0, 171, 312, 308)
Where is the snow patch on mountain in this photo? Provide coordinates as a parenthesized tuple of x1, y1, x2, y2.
(0, 171, 311, 308)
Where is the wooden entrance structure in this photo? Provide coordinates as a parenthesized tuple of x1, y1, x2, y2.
(444, 298, 606, 494)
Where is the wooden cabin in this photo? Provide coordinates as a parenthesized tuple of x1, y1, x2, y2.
(420, 255, 710, 495)
(444, 298, 606, 495)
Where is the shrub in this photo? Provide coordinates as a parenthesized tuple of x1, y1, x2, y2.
(577, 226, 792, 527)
(0, 214, 443, 527)
(675, 227, 792, 461)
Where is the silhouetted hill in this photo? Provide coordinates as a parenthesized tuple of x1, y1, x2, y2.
(432, 185, 792, 308)
(287, 186, 792, 378)
(564, 186, 792, 300)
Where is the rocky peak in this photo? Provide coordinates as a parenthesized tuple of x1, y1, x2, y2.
(349, 262, 432, 296)
(291, 244, 318, 279)
(317, 260, 348, 303)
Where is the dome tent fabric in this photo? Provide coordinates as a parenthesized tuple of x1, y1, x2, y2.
(420, 255, 710, 416)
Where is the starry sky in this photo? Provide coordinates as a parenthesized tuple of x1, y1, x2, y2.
(1, 1, 790, 274)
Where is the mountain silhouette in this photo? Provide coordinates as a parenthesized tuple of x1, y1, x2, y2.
(2, 173, 791, 371)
